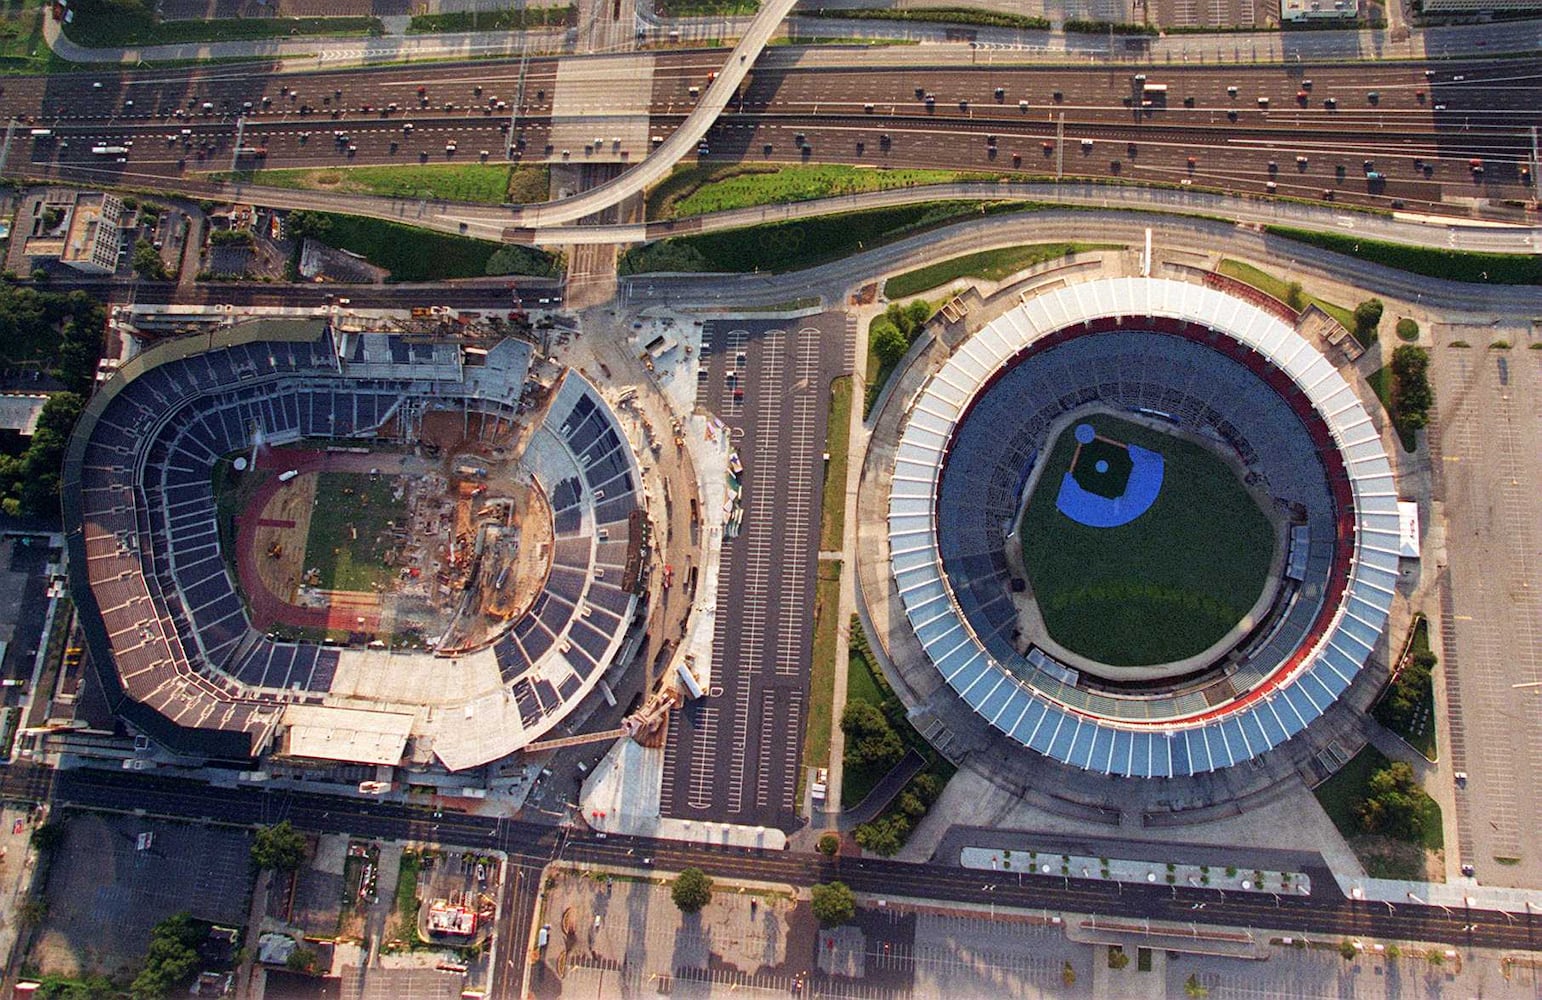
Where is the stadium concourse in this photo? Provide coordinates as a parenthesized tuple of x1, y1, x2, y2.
(62, 318, 644, 774)
(870, 276, 1401, 794)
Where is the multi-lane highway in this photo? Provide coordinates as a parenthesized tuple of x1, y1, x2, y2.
(3, 53, 1538, 223)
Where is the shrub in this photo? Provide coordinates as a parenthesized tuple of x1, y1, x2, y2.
(817, 833, 840, 857)
(1395, 317, 1419, 341)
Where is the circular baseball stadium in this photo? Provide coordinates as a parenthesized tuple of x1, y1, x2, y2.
(885, 277, 1401, 778)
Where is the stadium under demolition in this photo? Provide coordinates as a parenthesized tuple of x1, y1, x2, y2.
(64, 318, 673, 778)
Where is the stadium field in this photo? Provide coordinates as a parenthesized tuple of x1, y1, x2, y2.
(303, 471, 406, 593)
(1020, 413, 1276, 667)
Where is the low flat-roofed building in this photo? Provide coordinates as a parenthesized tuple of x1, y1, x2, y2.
(1421, 0, 1541, 11)
(0, 394, 51, 437)
(1281, 0, 1359, 19)
(426, 900, 479, 936)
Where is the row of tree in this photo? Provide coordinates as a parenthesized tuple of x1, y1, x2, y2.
(1390, 345, 1434, 433)
(671, 867, 857, 927)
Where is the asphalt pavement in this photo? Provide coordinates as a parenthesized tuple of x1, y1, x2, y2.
(40, 765, 1542, 983)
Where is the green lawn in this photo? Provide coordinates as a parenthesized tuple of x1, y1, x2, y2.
(1366, 366, 1418, 453)
(842, 623, 955, 810)
(1021, 414, 1277, 666)
(304, 472, 406, 593)
(1265, 226, 1542, 285)
(1314, 745, 1444, 852)
(298, 212, 561, 281)
(801, 561, 843, 794)
(218, 164, 549, 206)
(1217, 259, 1357, 333)
(408, 7, 574, 33)
(647, 164, 1000, 220)
(803, 7, 1051, 30)
(622, 201, 1030, 276)
(0, 1, 57, 74)
(1373, 617, 1438, 761)
(62, 0, 381, 47)
(819, 377, 853, 552)
(884, 242, 1117, 299)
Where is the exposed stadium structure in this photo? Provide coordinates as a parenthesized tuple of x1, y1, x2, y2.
(886, 277, 1401, 779)
(63, 319, 643, 773)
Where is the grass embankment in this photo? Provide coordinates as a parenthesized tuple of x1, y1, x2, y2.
(1265, 226, 1542, 285)
(803, 7, 1051, 30)
(0, 1, 62, 75)
(844, 622, 955, 822)
(62, 0, 381, 47)
(819, 377, 853, 552)
(1314, 745, 1443, 879)
(296, 212, 561, 281)
(1373, 616, 1438, 761)
(1365, 367, 1419, 453)
(884, 242, 1117, 299)
(1021, 413, 1277, 666)
(646, 163, 1000, 220)
(621, 201, 1030, 276)
(408, 7, 574, 32)
(217, 164, 550, 206)
(655, 0, 759, 14)
(1217, 259, 1357, 332)
(801, 561, 843, 795)
(304, 472, 406, 592)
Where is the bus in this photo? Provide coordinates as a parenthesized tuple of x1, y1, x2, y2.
(91, 145, 129, 156)
(29, 128, 52, 138)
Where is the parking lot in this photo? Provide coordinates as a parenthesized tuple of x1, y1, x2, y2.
(1428, 329, 1541, 886)
(30, 812, 252, 978)
(660, 314, 850, 831)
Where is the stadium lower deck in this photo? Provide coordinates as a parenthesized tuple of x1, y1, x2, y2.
(64, 320, 644, 771)
(887, 277, 1401, 779)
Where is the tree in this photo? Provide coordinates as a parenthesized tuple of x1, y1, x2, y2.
(870, 319, 907, 369)
(30, 821, 66, 853)
(1062, 961, 1077, 986)
(671, 867, 713, 914)
(852, 814, 909, 857)
(250, 820, 307, 872)
(1284, 280, 1305, 311)
(910, 772, 944, 805)
(1107, 945, 1130, 970)
(1390, 345, 1433, 431)
(1185, 973, 1210, 997)
(285, 210, 332, 242)
(130, 912, 204, 1000)
(840, 702, 904, 771)
(1353, 297, 1384, 342)
(816, 833, 840, 857)
(286, 946, 320, 975)
(131, 239, 168, 280)
(810, 881, 856, 927)
(1339, 938, 1360, 961)
(1357, 761, 1426, 840)
(18, 896, 47, 926)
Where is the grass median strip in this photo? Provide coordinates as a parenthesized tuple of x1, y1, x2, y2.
(1265, 226, 1542, 285)
(622, 200, 1035, 275)
(1217, 258, 1357, 331)
(63, 0, 381, 47)
(289, 210, 561, 281)
(820, 377, 853, 552)
(646, 164, 1000, 220)
(800, 560, 844, 799)
(213, 164, 550, 206)
(884, 242, 1117, 299)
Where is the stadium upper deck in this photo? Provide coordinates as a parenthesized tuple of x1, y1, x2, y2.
(63, 319, 642, 772)
(887, 278, 1401, 778)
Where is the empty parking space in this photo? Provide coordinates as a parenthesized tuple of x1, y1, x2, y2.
(1430, 332, 1541, 885)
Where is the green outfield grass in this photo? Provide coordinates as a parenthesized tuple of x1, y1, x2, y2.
(304, 472, 406, 593)
(1020, 414, 1276, 666)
